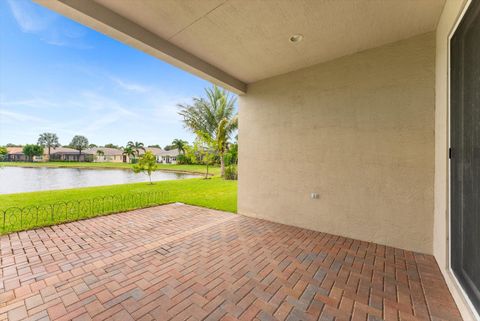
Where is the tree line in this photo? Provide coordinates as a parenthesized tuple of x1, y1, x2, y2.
(0, 136, 197, 162)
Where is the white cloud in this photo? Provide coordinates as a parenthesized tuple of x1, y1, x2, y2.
(111, 77, 150, 93)
(0, 110, 46, 123)
(83, 112, 127, 133)
(7, 0, 53, 33)
(49, 91, 140, 135)
(0, 97, 60, 109)
(7, 0, 92, 49)
(152, 102, 183, 125)
(79, 91, 137, 116)
(0, 80, 196, 146)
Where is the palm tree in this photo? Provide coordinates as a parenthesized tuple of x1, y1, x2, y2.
(126, 141, 145, 158)
(178, 85, 237, 177)
(37, 132, 60, 160)
(171, 139, 188, 154)
(70, 135, 89, 157)
(123, 146, 135, 163)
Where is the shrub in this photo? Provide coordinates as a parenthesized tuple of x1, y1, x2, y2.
(224, 143, 238, 166)
(0, 147, 6, 162)
(176, 154, 191, 165)
(22, 144, 44, 162)
(224, 165, 238, 180)
(133, 151, 158, 184)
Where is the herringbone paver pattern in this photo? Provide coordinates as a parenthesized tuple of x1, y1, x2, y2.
(0, 203, 461, 321)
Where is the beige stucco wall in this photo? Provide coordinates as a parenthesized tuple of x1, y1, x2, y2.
(434, 1, 479, 320)
(239, 33, 435, 254)
(93, 155, 123, 163)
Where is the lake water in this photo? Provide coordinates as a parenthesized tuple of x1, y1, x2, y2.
(0, 166, 199, 194)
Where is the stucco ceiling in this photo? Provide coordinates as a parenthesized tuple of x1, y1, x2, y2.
(36, 0, 446, 93)
(95, 0, 444, 83)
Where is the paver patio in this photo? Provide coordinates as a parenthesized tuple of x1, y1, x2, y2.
(0, 203, 461, 321)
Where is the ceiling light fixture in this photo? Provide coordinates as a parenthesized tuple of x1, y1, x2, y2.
(289, 34, 304, 43)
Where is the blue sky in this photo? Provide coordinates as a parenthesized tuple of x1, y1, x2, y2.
(0, 0, 227, 147)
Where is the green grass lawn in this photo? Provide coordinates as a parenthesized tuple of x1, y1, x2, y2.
(0, 177, 236, 234)
(0, 161, 220, 176)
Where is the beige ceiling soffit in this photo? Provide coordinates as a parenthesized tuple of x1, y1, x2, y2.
(34, 0, 247, 94)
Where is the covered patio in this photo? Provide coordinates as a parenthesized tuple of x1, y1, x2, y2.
(0, 204, 461, 321)
(12, 0, 480, 319)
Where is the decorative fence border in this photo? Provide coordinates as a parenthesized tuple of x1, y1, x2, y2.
(0, 191, 169, 235)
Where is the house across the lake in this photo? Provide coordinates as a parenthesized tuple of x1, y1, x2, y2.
(6, 147, 46, 162)
(49, 147, 93, 162)
(158, 149, 179, 164)
(6, 147, 27, 162)
(6, 146, 92, 162)
(140, 147, 180, 164)
(142, 147, 162, 162)
(85, 147, 124, 163)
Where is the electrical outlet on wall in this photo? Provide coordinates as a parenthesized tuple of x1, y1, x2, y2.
(310, 193, 319, 199)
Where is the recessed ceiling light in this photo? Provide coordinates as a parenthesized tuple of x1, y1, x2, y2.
(289, 34, 304, 43)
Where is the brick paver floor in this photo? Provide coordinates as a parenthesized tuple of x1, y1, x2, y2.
(0, 203, 462, 321)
